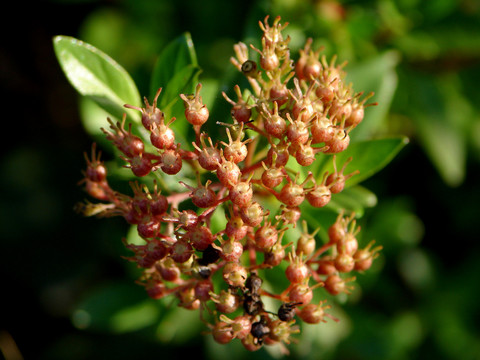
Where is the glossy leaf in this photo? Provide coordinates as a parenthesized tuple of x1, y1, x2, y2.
(53, 35, 141, 123)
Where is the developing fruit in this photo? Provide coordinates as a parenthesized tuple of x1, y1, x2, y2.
(306, 172, 333, 208)
(223, 263, 248, 287)
(180, 83, 209, 126)
(255, 222, 279, 250)
(326, 156, 358, 194)
(325, 128, 350, 154)
(160, 149, 182, 175)
(222, 85, 253, 123)
(229, 180, 253, 208)
(124, 87, 164, 129)
(279, 181, 305, 207)
(216, 157, 241, 187)
(286, 252, 309, 284)
(193, 134, 221, 171)
(221, 238, 243, 262)
(298, 301, 330, 324)
(221, 125, 252, 164)
(262, 102, 287, 138)
(239, 202, 266, 227)
(150, 118, 176, 150)
(180, 180, 217, 208)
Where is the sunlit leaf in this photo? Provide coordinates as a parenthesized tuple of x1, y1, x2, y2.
(53, 35, 141, 123)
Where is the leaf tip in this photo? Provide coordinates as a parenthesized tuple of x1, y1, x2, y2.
(52, 35, 65, 49)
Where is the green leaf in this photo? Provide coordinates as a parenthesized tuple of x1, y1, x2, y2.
(341, 184, 378, 208)
(301, 137, 406, 242)
(78, 96, 115, 144)
(161, 64, 203, 149)
(299, 206, 338, 243)
(415, 110, 466, 187)
(346, 51, 400, 140)
(395, 27, 480, 62)
(159, 64, 202, 117)
(197, 78, 220, 112)
(325, 185, 378, 217)
(407, 74, 469, 187)
(150, 32, 198, 98)
(53, 35, 141, 123)
(155, 306, 203, 344)
(148, 33, 202, 149)
(71, 282, 161, 333)
(313, 137, 409, 188)
(159, 65, 201, 109)
(299, 186, 377, 242)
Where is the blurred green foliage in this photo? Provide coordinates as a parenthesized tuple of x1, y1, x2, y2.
(2, 0, 480, 359)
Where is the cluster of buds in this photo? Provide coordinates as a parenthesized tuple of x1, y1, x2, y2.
(77, 16, 381, 352)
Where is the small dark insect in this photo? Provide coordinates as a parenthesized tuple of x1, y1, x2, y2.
(278, 302, 302, 321)
(241, 60, 257, 77)
(251, 318, 270, 345)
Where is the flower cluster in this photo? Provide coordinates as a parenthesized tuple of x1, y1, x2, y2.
(77, 16, 381, 352)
